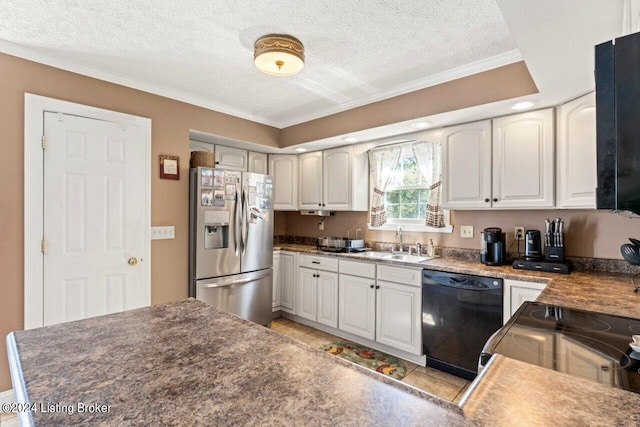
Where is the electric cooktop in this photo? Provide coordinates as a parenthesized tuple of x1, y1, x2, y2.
(480, 301, 640, 394)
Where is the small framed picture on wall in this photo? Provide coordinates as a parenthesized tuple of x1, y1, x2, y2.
(159, 155, 180, 180)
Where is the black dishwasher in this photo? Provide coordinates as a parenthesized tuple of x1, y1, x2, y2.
(422, 270, 503, 380)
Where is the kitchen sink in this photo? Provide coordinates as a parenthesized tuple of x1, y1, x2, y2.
(388, 253, 433, 263)
(349, 251, 433, 263)
(355, 251, 393, 259)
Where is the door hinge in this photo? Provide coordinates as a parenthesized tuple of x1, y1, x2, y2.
(41, 239, 47, 254)
(41, 135, 46, 149)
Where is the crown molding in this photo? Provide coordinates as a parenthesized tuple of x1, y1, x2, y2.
(0, 40, 521, 129)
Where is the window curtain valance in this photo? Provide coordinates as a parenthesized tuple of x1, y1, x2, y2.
(368, 146, 401, 227)
(412, 141, 445, 228)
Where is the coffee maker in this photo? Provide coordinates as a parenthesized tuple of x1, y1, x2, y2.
(481, 227, 506, 266)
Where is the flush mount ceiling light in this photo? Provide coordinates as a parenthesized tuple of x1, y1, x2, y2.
(511, 100, 538, 110)
(254, 34, 305, 76)
(295, 147, 307, 152)
(342, 136, 358, 143)
(410, 121, 433, 129)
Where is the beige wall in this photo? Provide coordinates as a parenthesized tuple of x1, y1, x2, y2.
(0, 53, 280, 391)
(281, 210, 640, 260)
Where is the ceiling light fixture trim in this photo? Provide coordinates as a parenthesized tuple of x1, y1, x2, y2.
(410, 121, 433, 129)
(254, 34, 305, 77)
(511, 100, 538, 110)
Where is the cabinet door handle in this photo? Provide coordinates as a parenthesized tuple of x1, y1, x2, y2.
(370, 284, 374, 289)
(493, 198, 498, 202)
(311, 261, 320, 264)
(484, 198, 490, 203)
(318, 203, 322, 206)
(375, 285, 380, 289)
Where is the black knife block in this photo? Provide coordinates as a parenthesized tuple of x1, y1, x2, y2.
(545, 246, 565, 263)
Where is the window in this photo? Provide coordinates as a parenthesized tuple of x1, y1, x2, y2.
(367, 142, 452, 233)
(385, 146, 429, 221)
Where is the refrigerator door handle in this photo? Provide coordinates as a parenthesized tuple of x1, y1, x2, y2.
(242, 186, 250, 256)
(233, 189, 240, 256)
(198, 269, 272, 289)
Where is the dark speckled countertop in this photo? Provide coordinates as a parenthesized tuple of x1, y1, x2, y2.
(7, 299, 471, 426)
(275, 244, 640, 424)
(9, 246, 640, 426)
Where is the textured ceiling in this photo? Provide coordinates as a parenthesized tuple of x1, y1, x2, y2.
(0, 0, 518, 127)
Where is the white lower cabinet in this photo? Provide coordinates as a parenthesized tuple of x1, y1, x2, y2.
(503, 279, 548, 324)
(376, 280, 422, 355)
(273, 251, 296, 314)
(338, 260, 422, 356)
(297, 255, 338, 328)
(338, 273, 376, 340)
(272, 251, 281, 310)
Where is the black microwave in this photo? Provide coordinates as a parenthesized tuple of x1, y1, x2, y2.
(595, 31, 640, 216)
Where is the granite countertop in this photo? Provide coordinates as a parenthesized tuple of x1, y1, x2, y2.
(275, 243, 640, 423)
(274, 243, 640, 319)
(7, 299, 471, 426)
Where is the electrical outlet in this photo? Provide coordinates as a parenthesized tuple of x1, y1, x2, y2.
(514, 226, 525, 240)
(318, 222, 324, 231)
(460, 225, 474, 238)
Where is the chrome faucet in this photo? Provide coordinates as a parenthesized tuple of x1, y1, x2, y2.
(415, 242, 422, 256)
(395, 226, 403, 253)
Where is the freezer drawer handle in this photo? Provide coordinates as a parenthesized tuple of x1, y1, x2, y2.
(199, 270, 272, 289)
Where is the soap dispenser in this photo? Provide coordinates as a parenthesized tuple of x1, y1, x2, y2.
(426, 239, 435, 257)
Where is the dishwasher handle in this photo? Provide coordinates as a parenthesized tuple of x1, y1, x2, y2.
(423, 273, 502, 290)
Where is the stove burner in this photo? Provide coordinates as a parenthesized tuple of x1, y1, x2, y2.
(629, 325, 640, 334)
(529, 307, 612, 332)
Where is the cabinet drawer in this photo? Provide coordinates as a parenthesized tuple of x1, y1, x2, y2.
(299, 254, 339, 272)
(377, 264, 422, 287)
(339, 260, 376, 278)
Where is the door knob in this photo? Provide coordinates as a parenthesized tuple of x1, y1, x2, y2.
(128, 257, 138, 266)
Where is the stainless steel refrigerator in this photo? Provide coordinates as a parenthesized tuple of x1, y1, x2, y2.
(189, 167, 273, 326)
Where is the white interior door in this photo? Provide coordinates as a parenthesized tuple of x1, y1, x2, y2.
(42, 112, 148, 326)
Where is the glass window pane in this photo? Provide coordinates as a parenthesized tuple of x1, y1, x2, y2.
(386, 191, 400, 204)
(387, 204, 399, 219)
(418, 204, 427, 219)
(400, 204, 418, 219)
(400, 189, 418, 204)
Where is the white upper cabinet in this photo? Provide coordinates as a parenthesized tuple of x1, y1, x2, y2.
(442, 120, 492, 209)
(556, 92, 597, 208)
(298, 145, 368, 211)
(298, 151, 324, 209)
(215, 145, 248, 171)
(269, 154, 298, 210)
(442, 109, 555, 209)
(492, 108, 555, 208)
(248, 151, 268, 174)
(323, 146, 352, 210)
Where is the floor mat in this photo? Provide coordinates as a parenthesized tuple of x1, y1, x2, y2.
(322, 342, 407, 380)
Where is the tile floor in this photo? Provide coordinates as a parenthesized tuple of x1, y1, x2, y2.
(0, 413, 18, 427)
(270, 317, 470, 403)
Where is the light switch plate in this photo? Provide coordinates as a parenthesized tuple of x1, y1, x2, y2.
(151, 226, 175, 240)
(460, 225, 474, 238)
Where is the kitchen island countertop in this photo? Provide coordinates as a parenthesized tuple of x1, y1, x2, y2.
(7, 299, 470, 426)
